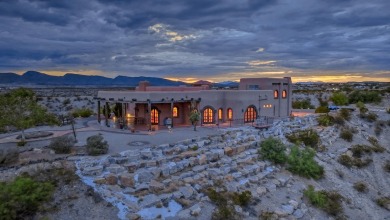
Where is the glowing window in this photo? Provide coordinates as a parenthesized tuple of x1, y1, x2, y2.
(218, 108, 223, 120)
(244, 107, 257, 122)
(227, 108, 233, 120)
(282, 90, 287, 98)
(203, 108, 213, 124)
(173, 106, 178, 117)
(274, 90, 279, 99)
(151, 108, 159, 125)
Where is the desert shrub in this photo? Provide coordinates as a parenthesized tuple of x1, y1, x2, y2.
(331, 92, 348, 106)
(0, 148, 19, 166)
(48, 135, 74, 154)
(0, 176, 54, 219)
(190, 145, 198, 151)
(285, 129, 320, 149)
(317, 114, 334, 126)
(359, 107, 368, 114)
(348, 90, 382, 104)
(62, 98, 71, 105)
(353, 181, 368, 193)
(338, 154, 372, 168)
(366, 112, 378, 122)
(258, 137, 287, 164)
(339, 108, 351, 121)
(374, 123, 383, 136)
(86, 134, 109, 156)
(17, 140, 26, 147)
(333, 115, 345, 126)
(376, 197, 390, 209)
(232, 191, 252, 206)
(206, 188, 235, 220)
(339, 129, 353, 142)
(384, 161, 390, 173)
(356, 101, 365, 109)
(368, 136, 379, 146)
(304, 185, 343, 216)
(292, 99, 314, 109)
(287, 146, 324, 179)
(72, 108, 94, 118)
(367, 136, 385, 152)
(387, 108, 390, 114)
(315, 106, 330, 113)
(351, 145, 371, 158)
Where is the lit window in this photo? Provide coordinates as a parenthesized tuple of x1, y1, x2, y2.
(227, 108, 233, 120)
(151, 108, 159, 125)
(173, 106, 178, 117)
(274, 90, 279, 99)
(203, 108, 213, 124)
(218, 108, 223, 120)
(282, 90, 287, 98)
(244, 107, 257, 122)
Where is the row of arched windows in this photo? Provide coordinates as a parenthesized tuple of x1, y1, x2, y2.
(202, 106, 257, 124)
(274, 90, 288, 99)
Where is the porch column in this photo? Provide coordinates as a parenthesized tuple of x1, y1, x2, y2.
(97, 100, 101, 123)
(105, 102, 109, 126)
(170, 101, 174, 128)
(148, 101, 152, 131)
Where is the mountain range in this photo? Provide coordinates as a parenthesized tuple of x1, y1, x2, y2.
(0, 71, 240, 87)
(0, 71, 187, 86)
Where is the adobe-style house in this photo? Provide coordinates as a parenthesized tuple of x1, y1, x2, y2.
(97, 77, 292, 130)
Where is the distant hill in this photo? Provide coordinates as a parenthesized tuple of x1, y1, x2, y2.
(213, 81, 239, 88)
(0, 71, 187, 86)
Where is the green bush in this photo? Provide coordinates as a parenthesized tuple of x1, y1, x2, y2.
(303, 185, 343, 216)
(285, 129, 321, 149)
(387, 108, 390, 114)
(339, 129, 353, 142)
(359, 107, 368, 114)
(292, 99, 314, 109)
(348, 90, 382, 104)
(206, 188, 234, 220)
(317, 114, 334, 126)
(232, 191, 252, 206)
(315, 106, 330, 113)
(353, 181, 368, 193)
(366, 112, 378, 122)
(338, 154, 372, 168)
(376, 197, 390, 209)
(0, 176, 54, 219)
(48, 135, 74, 154)
(258, 137, 287, 164)
(72, 108, 94, 118)
(351, 145, 371, 158)
(86, 134, 109, 156)
(384, 161, 390, 173)
(17, 140, 26, 147)
(287, 146, 324, 179)
(331, 92, 348, 106)
(356, 101, 365, 109)
(0, 148, 19, 166)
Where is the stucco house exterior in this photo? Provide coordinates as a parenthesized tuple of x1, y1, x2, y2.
(97, 77, 292, 130)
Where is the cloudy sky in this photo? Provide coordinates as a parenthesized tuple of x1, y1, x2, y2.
(1, 0, 389, 82)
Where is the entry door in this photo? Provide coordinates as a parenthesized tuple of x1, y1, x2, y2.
(151, 108, 159, 125)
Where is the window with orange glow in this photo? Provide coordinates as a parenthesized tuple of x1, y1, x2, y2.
(218, 108, 223, 120)
(244, 107, 257, 122)
(203, 108, 213, 124)
(227, 108, 233, 120)
(151, 108, 159, 125)
(173, 106, 178, 117)
(282, 90, 287, 98)
(274, 90, 279, 99)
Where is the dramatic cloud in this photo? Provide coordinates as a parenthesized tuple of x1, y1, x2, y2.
(0, 0, 389, 82)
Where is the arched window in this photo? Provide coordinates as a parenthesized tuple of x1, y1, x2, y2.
(203, 108, 214, 124)
(244, 106, 257, 122)
(227, 108, 233, 120)
(173, 106, 179, 117)
(282, 90, 287, 99)
(274, 90, 279, 99)
(151, 108, 159, 125)
(218, 108, 223, 120)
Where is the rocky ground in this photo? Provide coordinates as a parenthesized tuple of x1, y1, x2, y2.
(70, 105, 389, 220)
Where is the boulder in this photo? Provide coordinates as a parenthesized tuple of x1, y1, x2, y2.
(119, 173, 135, 187)
(149, 180, 165, 192)
(224, 147, 234, 156)
(82, 166, 103, 176)
(105, 174, 118, 185)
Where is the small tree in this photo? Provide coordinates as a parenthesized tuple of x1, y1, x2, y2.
(189, 110, 201, 131)
(0, 88, 58, 142)
(331, 92, 348, 106)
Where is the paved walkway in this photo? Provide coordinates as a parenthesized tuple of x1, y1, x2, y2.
(0, 118, 252, 153)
